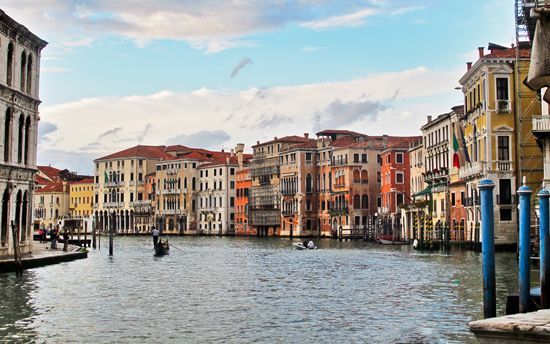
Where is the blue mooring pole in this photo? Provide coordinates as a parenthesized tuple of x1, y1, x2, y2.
(539, 190, 550, 309)
(518, 178, 532, 313)
(479, 179, 496, 319)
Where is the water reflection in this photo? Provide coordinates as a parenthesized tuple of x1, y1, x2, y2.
(0, 237, 536, 343)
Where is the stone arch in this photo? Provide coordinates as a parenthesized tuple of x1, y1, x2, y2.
(362, 195, 369, 209)
(361, 170, 368, 183)
(26, 54, 33, 94)
(353, 194, 360, 209)
(21, 191, 28, 241)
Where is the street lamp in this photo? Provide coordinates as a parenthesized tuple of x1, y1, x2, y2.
(109, 208, 114, 256)
(374, 212, 379, 239)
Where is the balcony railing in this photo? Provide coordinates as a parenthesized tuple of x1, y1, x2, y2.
(132, 200, 152, 206)
(497, 161, 513, 171)
(332, 157, 349, 166)
(162, 189, 181, 195)
(166, 168, 178, 175)
(533, 116, 550, 132)
(496, 194, 516, 205)
(458, 161, 486, 180)
(328, 201, 349, 214)
(161, 209, 186, 215)
(104, 202, 124, 207)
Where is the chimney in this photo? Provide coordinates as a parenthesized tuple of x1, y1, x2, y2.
(236, 143, 244, 167)
(231, 149, 234, 157)
(383, 134, 388, 149)
(304, 133, 309, 139)
(274, 137, 277, 141)
(257, 141, 260, 145)
(478, 47, 484, 58)
(221, 149, 224, 153)
(467, 62, 472, 71)
(369, 139, 373, 149)
(427, 115, 432, 123)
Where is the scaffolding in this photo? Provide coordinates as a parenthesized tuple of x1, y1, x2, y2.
(516, 0, 544, 194)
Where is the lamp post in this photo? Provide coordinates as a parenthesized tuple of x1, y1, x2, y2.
(374, 212, 379, 239)
(109, 208, 114, 256)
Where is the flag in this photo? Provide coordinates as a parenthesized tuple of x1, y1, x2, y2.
(459, 124, 471, 164)
(453, 125, 460, 169)
(104, 171, 109, 182)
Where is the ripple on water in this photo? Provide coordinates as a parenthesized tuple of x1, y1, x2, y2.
(0, 237, 528, 343)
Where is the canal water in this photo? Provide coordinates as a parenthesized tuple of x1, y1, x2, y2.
(0, 237, 538, 343)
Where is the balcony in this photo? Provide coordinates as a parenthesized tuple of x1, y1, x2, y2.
(496, 100, 511, 113)
(162, 188, 181, 195)
(104, 202, 124, 208)
(496, 161, 513, 171)
(129, 181, 134, 186)
(332, 157, 349, 167)
(281, 188, 297, 196)
(137, 181, 145, 186)
(162, 209, 186, 216)
(37, 202, 44, 208)
(166, 168, 178, 175)
(282, 209, 296, 217)
(458, 161, 486, 180)
(328, 201, 349, 214)
(497, 194, 516, 205)
(105, 181, 124, 188)
(133, 200, 152, 206)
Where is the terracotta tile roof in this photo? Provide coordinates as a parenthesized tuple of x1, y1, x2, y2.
(37, 166, 63, 181)
(330, 136, 357, 147)
(316, 129, 364, 138)
(96, 145, 169, 161)
(448, 180, 466, 187)
(179, 151, 211, 161)
(387, 136, 422, 149)
(165, 145, 193, 154)
(484, 47, 530, 59)
(36, 181, 69, 193)
(72, 178, 94, 184)
(252, 135, 311, 147)
(35, 175, 51, 185)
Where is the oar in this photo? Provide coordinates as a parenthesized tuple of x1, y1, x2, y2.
(166, 241, 185, 253)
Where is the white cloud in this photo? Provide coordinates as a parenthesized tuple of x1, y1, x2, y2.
(301, 9, 377, 30)
(37, 66, 462, 174)
(41, 67, 70, 72)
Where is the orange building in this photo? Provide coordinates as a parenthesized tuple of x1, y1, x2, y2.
(235, 169, 252, 235)
(380, 137, 420, 235)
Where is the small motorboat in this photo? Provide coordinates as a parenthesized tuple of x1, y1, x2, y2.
(154, 240, 170, 256)
(293, 242, 317, 250)
(378, 238, 410, 245)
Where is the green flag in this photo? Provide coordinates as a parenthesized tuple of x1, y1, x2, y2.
(104, 171, 109, 182)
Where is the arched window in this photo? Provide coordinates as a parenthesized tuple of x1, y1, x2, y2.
(1, 189, 9, 246)
(192, 177, 196, 190)
(18, 114, 24, 163)
(26, 54, 33, 94)
(7, 42, 14, 86)
(353, 170, 360, 183)
(306, 173, 312, 193)
(361, 170, 368, 184)
(24, 117, 31, 165)
(21, 191, 28, 241)
(20, 52, 27, 91)
(353, 194, 360, 209)
(328, 172, 332, 190)
(362, 195, 369, 209)
(184, 177, 187, 188)
(306, 199, 311, 211)
(4, 108, 11, 162)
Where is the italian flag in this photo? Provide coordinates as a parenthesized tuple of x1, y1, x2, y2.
(104, 171, 109, 182)
(453, 126, 460, 169)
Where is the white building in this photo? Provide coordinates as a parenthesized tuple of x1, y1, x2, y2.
(0, 11, 47, 255)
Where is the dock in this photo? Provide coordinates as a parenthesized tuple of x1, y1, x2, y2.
(0, 242, 88, 273)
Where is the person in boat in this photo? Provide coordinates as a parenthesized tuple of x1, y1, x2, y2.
(307, 240, 315, 249)
(151, 226, 160, 246)
(303, 239, 308, 248)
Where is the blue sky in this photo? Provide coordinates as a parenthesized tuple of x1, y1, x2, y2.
(4, 1, 515, 174)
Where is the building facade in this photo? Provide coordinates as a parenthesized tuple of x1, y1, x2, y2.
(0, 11, 47, 255)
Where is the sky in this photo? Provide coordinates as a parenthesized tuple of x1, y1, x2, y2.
(4, 0, 516, 175)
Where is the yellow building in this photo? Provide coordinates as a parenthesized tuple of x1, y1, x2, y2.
(70, 178, 94, 217)
(458, 43, 542, 248)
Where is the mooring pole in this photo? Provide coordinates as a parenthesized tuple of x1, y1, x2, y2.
(539, 190, 550, 308)
(479, 179, 496, 318)
(518, 177, 532, 313)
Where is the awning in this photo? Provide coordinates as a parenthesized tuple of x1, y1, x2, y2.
(413, 186, 431, 198)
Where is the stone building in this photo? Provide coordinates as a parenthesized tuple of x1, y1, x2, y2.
(0, 11, 47, 255)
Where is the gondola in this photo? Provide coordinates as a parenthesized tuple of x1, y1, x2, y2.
(154, 240, 170, 256)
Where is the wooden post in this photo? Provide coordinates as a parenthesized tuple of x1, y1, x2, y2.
(11, 221, 22, 276)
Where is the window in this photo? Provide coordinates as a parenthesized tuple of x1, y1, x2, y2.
(377, 171, 381, 183)
(460, 191, 465, 206)
(396, 153, 403, 164)
(230, 168, 235, 175)
(451, 192, 456, 207)
(354, 154, 360, 163)
(306, 219, 312, 230)
(396, 194, 404, 207)
(496, 77, 509, 100)
(230, 181, 235, 189)
(361, 154, 367, 163)
(498, 136, 510, 161)
(396, 173, 404, 184)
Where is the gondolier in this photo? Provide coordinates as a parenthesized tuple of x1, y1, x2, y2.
(151, 226, 159, 246)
